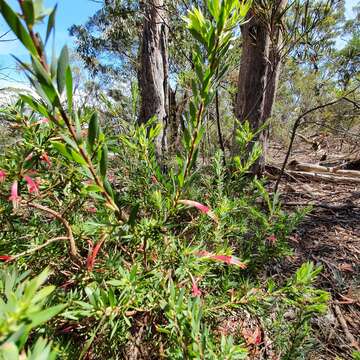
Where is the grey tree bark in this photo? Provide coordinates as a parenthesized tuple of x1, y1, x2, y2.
(234, 0, 287, 174)
(138, 0, 169, 155)
(264, 0, 287, 120)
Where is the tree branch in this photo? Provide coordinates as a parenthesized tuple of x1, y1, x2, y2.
(28, 202, 78, 258)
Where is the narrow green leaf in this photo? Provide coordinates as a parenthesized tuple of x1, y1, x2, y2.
(88, 112, 99, 151)
(45, 4, 57, 44)
(0, 0, 37, 56)
(83, 184, 102, 193)
(103, 178, 114, 199)
(21, 0, 35, 26)
(57, 45, 69, 94)
(66, 66, 73, 113)
(71, 149, 87, 165)
(29, 304, 66, 328)
(20, 95, 49, 117)
(51, 141, 73, 161)
(11, 55, 34, 74)
(100, 144, 108, 178)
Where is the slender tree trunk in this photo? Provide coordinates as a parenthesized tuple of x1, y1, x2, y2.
(233, 1, 287, 174)
(234, 8, 270, 173)
(264, 0, 287, 120)
(138, 0, 168, 155)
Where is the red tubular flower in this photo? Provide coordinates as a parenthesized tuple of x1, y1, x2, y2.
(195, 250, 247, 269)
(40, 152, 52, 168)
(0, 170, 6, 183)
(86, 238, 105, 272)
(212, 255, 232, 264)
(191, 279, 202, 297)
(178, 199, 218, 223)
(8, 181, 21, 209)
(0, 255, 12, 262)
(24, 175, 40, 195)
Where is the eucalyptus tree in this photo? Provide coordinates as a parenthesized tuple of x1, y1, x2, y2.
(234, 0, 346, 173)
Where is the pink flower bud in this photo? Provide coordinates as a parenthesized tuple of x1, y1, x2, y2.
(8, 181, 21, 209)
(195, 250, 247, 269)
(178, 199, 218, 223)
(24, 175, 40, 195)
(191, 280, 202, 297)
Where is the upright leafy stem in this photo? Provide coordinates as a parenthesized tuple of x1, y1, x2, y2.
(0, 0, 127, 258)
(174, 0, 252, 205)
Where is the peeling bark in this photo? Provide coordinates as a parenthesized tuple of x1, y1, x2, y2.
(138, 0, 168, 155)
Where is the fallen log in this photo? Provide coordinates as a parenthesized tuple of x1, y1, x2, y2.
(287, 170, 360, 184)
(288, 160, 360, 178)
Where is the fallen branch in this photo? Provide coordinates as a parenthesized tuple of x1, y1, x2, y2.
(334, 305, 360, 351)
(288, 160, 360, 178)
(28, 202, 78, 258)
(287, 170, 360, 184)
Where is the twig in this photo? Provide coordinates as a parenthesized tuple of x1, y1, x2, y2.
(28, 202, 78, 258)
(215, 89, 226, 166)
(8, 237, 69, 261)
(334, 305, 360, 351)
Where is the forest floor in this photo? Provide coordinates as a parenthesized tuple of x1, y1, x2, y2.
(267, 134, 360, 359)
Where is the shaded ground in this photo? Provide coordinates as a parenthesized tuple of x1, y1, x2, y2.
(266, 135, 360, 359)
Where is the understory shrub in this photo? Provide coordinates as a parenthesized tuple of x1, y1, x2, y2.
(0, 0, 328, 358)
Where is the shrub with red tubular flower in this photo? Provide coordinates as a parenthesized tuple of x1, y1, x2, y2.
(40, 152, 52, 168)
(195, 250, 247, 269)
(0, 170, 6, 183)
(86, 237, 106, 272)
(8, 181, 21, 209)
(178, 199, 218, 223)
(0, 255, 12, 262)
(191, 279, 202, 297)
(24, 175, 40, 195)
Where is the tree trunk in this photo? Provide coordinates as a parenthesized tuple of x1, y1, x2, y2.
(264, 0, 287, 120)
(138, 0, 168, 155)
(234, 8, 270, 173)
(233, 1, 287, 174)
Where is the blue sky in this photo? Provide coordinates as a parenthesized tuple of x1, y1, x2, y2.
(0, 0, 101, 86)
(0, 0, 359, 87)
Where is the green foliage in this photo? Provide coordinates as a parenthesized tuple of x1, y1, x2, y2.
(0, 268, 63, 359)
(260, 262, 330, 359)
